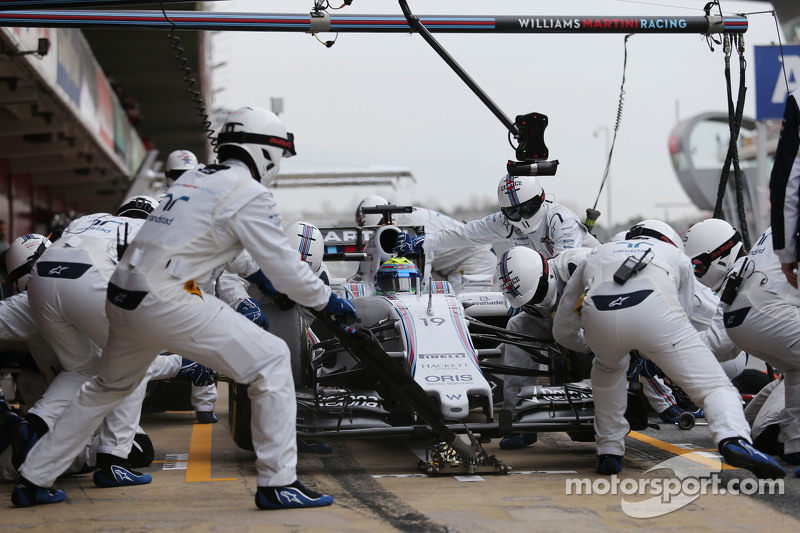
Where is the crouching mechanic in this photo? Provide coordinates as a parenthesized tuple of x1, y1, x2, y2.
(283, 221, 334, 454)
(552, 222, 785, 478)
(12, 198, 217, 486)
(685, 220, 800, 471)
(495, 246, 560, 449)
(12, 106, 357, 509)
(0, 233, 214, 481)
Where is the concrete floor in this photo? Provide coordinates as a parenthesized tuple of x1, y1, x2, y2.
(2, 383, 799, 532)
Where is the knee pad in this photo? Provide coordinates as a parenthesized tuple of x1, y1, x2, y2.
(127, 432, 155, 468)
(26, 413, 50, 437)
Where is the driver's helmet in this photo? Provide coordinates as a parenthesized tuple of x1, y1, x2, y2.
(375, 257, 421, 295)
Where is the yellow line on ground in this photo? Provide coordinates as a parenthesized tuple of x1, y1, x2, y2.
(186, 422, 237, 482)
(628, 431, 736, 470)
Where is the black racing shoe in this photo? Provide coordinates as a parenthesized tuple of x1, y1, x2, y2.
(11, 478, 66, 507)
(596, 454, 623, 475)
(255, 480, 333, 510)
(93, 453, 152, 487)
(195, 411, 219, 424)
(719, 437, 786, 479)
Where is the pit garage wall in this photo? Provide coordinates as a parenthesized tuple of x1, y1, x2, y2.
(0, 156, 66, 237)
(0, 25, 146, 238)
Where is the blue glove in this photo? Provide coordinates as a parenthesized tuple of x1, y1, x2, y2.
(178, 358, 218, 387)
(245, 270, 279, 297)
(393, 233, 425, 257)
(628, 356, 660, 380)
(322, 293, 357, 325)
(236, 298, 269, 330)
(245, 270, 294, 310)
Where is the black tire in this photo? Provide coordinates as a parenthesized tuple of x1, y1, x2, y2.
(142, 380, 194, 413)
(227, 295, 314, 451)
(227, 380, 254, 451)
(257, 301, 313, 391)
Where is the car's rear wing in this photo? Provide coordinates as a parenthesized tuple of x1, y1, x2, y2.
(318, 224, 424, 262)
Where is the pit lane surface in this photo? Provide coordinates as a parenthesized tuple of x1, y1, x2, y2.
(3, 384, 800, 532)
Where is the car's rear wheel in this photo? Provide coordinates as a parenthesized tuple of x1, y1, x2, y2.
(228, 301, 314, 451)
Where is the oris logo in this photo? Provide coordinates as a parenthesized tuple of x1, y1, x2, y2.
(424, 375, 472, 382)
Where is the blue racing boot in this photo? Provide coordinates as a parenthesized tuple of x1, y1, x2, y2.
(11, 478, 66, 507)
(659, 405, 684, 424)
(596, 454, 623, 475)
(177, 358, 217, 387)
(499, 432, 538, 450)
(93, 453, 152, 487)
(686, 406, 704, 419)
(255, 480, 333, 510)
(719, 437, 786, 478)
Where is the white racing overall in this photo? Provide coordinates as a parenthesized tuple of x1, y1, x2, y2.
(721, 228, 800, 454)
(554, 238, 750, 456)
(20, 160, 331, 489)
(25, 214, 150, 462)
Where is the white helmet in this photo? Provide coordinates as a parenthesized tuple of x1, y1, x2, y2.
(496, 246, 557, 309)
(216, 106, 295, 185)
(626, 219, 684, 253)
(683, 218, 743, 291)
(355, 195, 389, 226)
(164, 149, 198, 185)
(117, 195, 159, 220)
(497, 174, 546, 231)
(611, 230, 628, 242)
(285, 221, 324, 274)
(7, 233, 51, 293)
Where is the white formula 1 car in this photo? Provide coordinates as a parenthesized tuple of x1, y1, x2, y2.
(227, 214, 595, 473)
